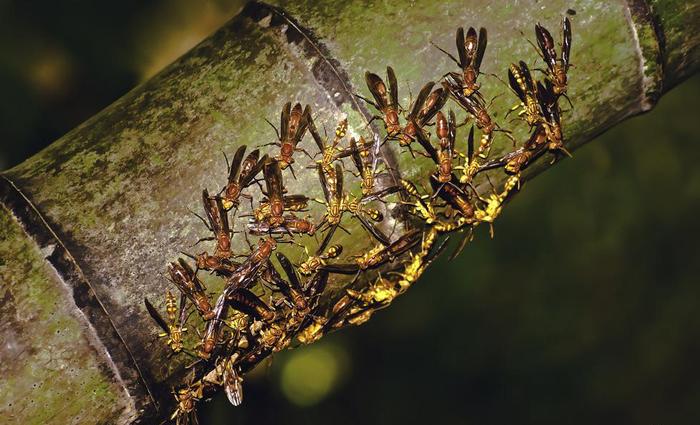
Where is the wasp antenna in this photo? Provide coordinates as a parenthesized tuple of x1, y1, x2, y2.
(264, 118, 281, 140)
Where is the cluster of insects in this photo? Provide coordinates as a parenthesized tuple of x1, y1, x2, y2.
(144, 17, 573, 424)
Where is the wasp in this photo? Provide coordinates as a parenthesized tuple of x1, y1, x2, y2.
(331, 133, 377, 162)
(168, 258, 215, 321)
(315, 162, 343, 228)
(392, 233, 450, 289)
(398, 82, 448, 146)
(315, 163, 388, 245)
(144, 291, 187, 353)
(256, 321, 289, 352)
(323, 293, 364, 332)
(474, 173, 521, 227)
(435, 26, 487, 98)
(537, 80, 570, 157)
(309, 117, 348, 181)
(349, 135, 383, 197)
(506, 60, 540, 127)
(272, 252, 309, 312)
(399, 178, 440, 225)
(252, 160, 315, 234)
(227, 237, 277, 290)
(260, 158, 285, 227)
(192, 190, 237, 273)
(263, 253, 310, 331)
(535, 17, 572, 97)
(198, 238, 276, 359)
(414, 111, 456, 185)
(171, 381, 203, 425)
(296, 315, 328, 345)
(247, 214, 316, 236)
(264, 102, 313, 171)
(359, 66, 402, 136)
(200, 189, 232, 258)
(429, 173, 475, 220)
(435, 111, 457, 183)
(220, 146, 267, 211)
(443, 74, 512, 182)
(343, 254, 433, 316)
(480, 125, 548, 175)
(252, 194, 309, 224)
(287, 271, 330, 344)
(198, 289, 230, 360)
(337, 235, 449, 329)
(345, 275, 400, 310)
(227, 288, 276, 323)
(321, 229, 421, 275)
(298, 224, 343, 276)
(222, 357, 244, 407)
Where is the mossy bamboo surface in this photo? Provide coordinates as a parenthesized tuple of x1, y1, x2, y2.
(0, 0, 698, 423)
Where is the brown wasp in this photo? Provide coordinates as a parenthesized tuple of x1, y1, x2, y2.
(262, 253, 310, 332)
(258, 158, 286, 227)
(435, 111, 457, 183)
(359, 66, 402, 137)
(264, 102, 313, 171)
(197, 294, 227, 360)
(434, 26, 487, 98)
(535, 17, 572, 97)
(271, 252, 309, 312)
(414, 110, 456, 185)
(321, 229, 421, 275)
(191, 189, 237, 272)
(443, 74, 511, 182)
(480, 125, 548, 175)
(144, 291, 187, 353)
(198, 237, 276, 359)
(247, 216, 316, 236)
(429, 173, 475, 220)
(537, 80, 570, 157)
(251, 194, 309, 224)
(171, 379, 203, 425)
(200, 189, 232, 258)
(220, 146, 267, 211)
(298, 224, 343, 276)
(506, 60, 540, 127)
(228, 237, 277, 290)
(168, 258, 215, 320)
(250, 158, 314, 235)
(398, 82, 448, 146)
(227, 288, 276, 323)
(443, 73, 505, 138)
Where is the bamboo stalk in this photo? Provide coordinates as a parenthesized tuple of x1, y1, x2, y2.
(0, 0, 698, 423)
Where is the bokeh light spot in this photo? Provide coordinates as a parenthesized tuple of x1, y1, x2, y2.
(279, 343, 347, 406)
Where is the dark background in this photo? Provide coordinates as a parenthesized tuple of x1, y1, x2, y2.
(2, 1, 700, 424)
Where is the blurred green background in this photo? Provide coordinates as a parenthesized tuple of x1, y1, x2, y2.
(2, 1, 700, 424)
